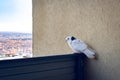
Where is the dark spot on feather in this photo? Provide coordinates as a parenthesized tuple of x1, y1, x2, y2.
(71, 36, 76, 40)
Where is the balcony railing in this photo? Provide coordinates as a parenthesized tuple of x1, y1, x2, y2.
(0, 53, 86, 80)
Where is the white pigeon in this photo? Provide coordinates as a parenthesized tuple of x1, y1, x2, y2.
(66, 36, 95, 59)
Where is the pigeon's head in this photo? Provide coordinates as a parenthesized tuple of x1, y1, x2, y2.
(65, 36, 76, 42)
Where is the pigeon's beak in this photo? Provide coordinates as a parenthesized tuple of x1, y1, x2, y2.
(65, 38, 67, 41)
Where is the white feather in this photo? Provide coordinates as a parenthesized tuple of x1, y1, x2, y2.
(66, 36, 95, 59)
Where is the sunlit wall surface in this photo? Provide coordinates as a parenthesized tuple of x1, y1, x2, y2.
(33, 0, 120, 80)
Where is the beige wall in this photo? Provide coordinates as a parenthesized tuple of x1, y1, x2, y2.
(33, 0, 120, 80)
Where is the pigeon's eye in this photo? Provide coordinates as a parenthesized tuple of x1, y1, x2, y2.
(67, 38, 69, 40)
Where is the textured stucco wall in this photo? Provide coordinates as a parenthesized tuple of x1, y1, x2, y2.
(32, 0, 120, 80)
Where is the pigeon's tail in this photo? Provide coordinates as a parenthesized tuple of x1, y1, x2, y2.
(83, 48, 95, 59)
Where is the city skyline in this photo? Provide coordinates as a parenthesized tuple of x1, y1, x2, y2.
(0, 31, 32, 58)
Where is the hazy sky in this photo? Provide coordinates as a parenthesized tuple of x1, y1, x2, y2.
(0, 0, 32, 33)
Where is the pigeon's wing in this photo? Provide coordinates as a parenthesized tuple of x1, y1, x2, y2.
(71, 39, 87, 52)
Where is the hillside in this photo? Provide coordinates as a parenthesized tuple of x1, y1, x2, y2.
(0, 32, 32, 58)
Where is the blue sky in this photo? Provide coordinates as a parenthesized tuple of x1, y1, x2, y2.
(0, 0, 32, 33)
(0, 0, 15, 16)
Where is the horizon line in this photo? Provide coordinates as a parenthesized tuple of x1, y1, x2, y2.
(0, 31, 32, 34)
